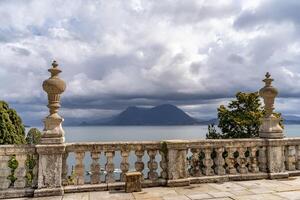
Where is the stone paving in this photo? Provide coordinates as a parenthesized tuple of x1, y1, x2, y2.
(10, 177, 300, 200)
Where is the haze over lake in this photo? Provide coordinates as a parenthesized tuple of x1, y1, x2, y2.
(29, 125, 300, 142)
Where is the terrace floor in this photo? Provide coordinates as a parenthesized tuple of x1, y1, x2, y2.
(11, 177, 300, 200)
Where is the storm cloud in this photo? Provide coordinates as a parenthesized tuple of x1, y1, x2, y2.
(1, 0, 300, 125)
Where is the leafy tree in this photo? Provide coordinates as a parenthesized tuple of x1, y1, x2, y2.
(206, 92, 282, 139)
(0, 101, 26, 144)
(26, 128, 42, 144)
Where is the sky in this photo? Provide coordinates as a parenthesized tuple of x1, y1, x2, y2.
(1, 0, 300, 125)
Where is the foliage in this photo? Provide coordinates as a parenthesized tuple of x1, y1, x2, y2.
(160, 141, 168, 155)
(26, 128, 42, 144)
(7, 155, 18, 186)
(0, 101, 26, 144)
(25, 154, 36, 186)
(67, 166, 77, 185)
(206, 92, 282, 139)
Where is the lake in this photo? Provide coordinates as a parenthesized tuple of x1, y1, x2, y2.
(60, 125, 300, 142)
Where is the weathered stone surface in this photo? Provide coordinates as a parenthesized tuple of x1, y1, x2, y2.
(125, 172, 142, 193)
(259, 72, 284, 139)
(34, 145, 65, 197)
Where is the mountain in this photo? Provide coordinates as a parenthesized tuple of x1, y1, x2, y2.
(100, 104, 199, 125)
(283, 115, 300, 124)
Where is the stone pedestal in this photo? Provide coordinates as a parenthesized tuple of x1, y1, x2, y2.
(34, 144, 65, 197)
(266, 142, 288, 179)
(166, 141, 190, 187)
(40, 117, 65, 144)
(259, 116, 284, 139)
(125, 172, 142, 193)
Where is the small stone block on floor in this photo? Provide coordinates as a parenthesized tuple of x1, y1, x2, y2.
(125, 171, 142, 193)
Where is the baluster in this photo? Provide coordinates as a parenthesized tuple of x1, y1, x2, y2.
(120, 147, 130, 182)
(14, 154, 27, 188)
(135, 146, 145, 180)
(31, 154, 38, 188)
(203, 148, 214, 175)
(105, 151, 115, 183)
(159, 150, 168, 179)
(259, 146, 267, 172)
(90, 151, 100, 184)
(0, 155, 11, 189)
(296, 145, 300, 170)
(286, 146, 296, 171)
(62, 152, 69, 185)
(214, 147, 225, 175)
(250, 147, 259, 173)
(225, 147, 237, 174)
(75, 151, 85, 185)
(190, 148, 201, 176)
(147, 149, 158, 180)
(237, 147, 248, 174)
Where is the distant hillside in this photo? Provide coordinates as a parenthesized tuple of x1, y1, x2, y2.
(97, 104, 199, 125)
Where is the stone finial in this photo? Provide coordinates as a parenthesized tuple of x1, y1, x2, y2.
(259, 72, 278, 117)
(42, 61, 66, 118)
(259, 72, 284, 139)
(40, 61, 66, 144)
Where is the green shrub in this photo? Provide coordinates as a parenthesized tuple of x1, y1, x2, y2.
(0, 101, 25, 144)
(26, 128, 42, 144)
(7, 155, 18, 186)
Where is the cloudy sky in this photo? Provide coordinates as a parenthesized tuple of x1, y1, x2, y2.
(1, 0, 300, 125)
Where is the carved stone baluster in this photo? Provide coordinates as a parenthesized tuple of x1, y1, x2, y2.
(32, 154, 38, 188)
(190, 148, 201, 176)
(0, 155, 11, 189)
(105, 151, 115, 183)
(225, 147, 237, 174)
(135, 146, 145, 180)
(159, 150, 168, 179)
(259, 146, 267, 172)
(286, 146, 296, 171)
(147, 149, 158, 181)
(14, 154, 27, 188)
(75, 151, 85, 185)
(203, 148, 214, 175)
(237, 147, 248, 174)
(62, 152, 69, 186)
(90, 151, 100, 184)
(250, 147, 259, 173)
(296, 145, 300, 170)
(214, 147, 225, 175)
(120, 147, 130, 182)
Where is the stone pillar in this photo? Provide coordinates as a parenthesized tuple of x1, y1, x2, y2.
(34, 61, 66, 197)
(165, 140, 189, 187)
(259, 72, 287, 179)
(259, 72, 284, 139)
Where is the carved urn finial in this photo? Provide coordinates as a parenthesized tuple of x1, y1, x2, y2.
(259, 72, 278, 117)
(42, 60, 66, 119)
(41, 61, 66, 144)
(259, 72, 284, 139)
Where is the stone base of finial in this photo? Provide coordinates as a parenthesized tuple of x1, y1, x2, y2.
(259, 115, 284, 139)
(40, 116, 65, 144)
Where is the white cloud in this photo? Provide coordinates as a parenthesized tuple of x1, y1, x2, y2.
(1, 0, 300, 125)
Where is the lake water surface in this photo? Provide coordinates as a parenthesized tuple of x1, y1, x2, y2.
(60, 125, 300, 142)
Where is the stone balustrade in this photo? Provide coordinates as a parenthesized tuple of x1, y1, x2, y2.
(62, 141, 165, 193)
(2, 138, 300, 198)
(0, 145, 37, 199)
